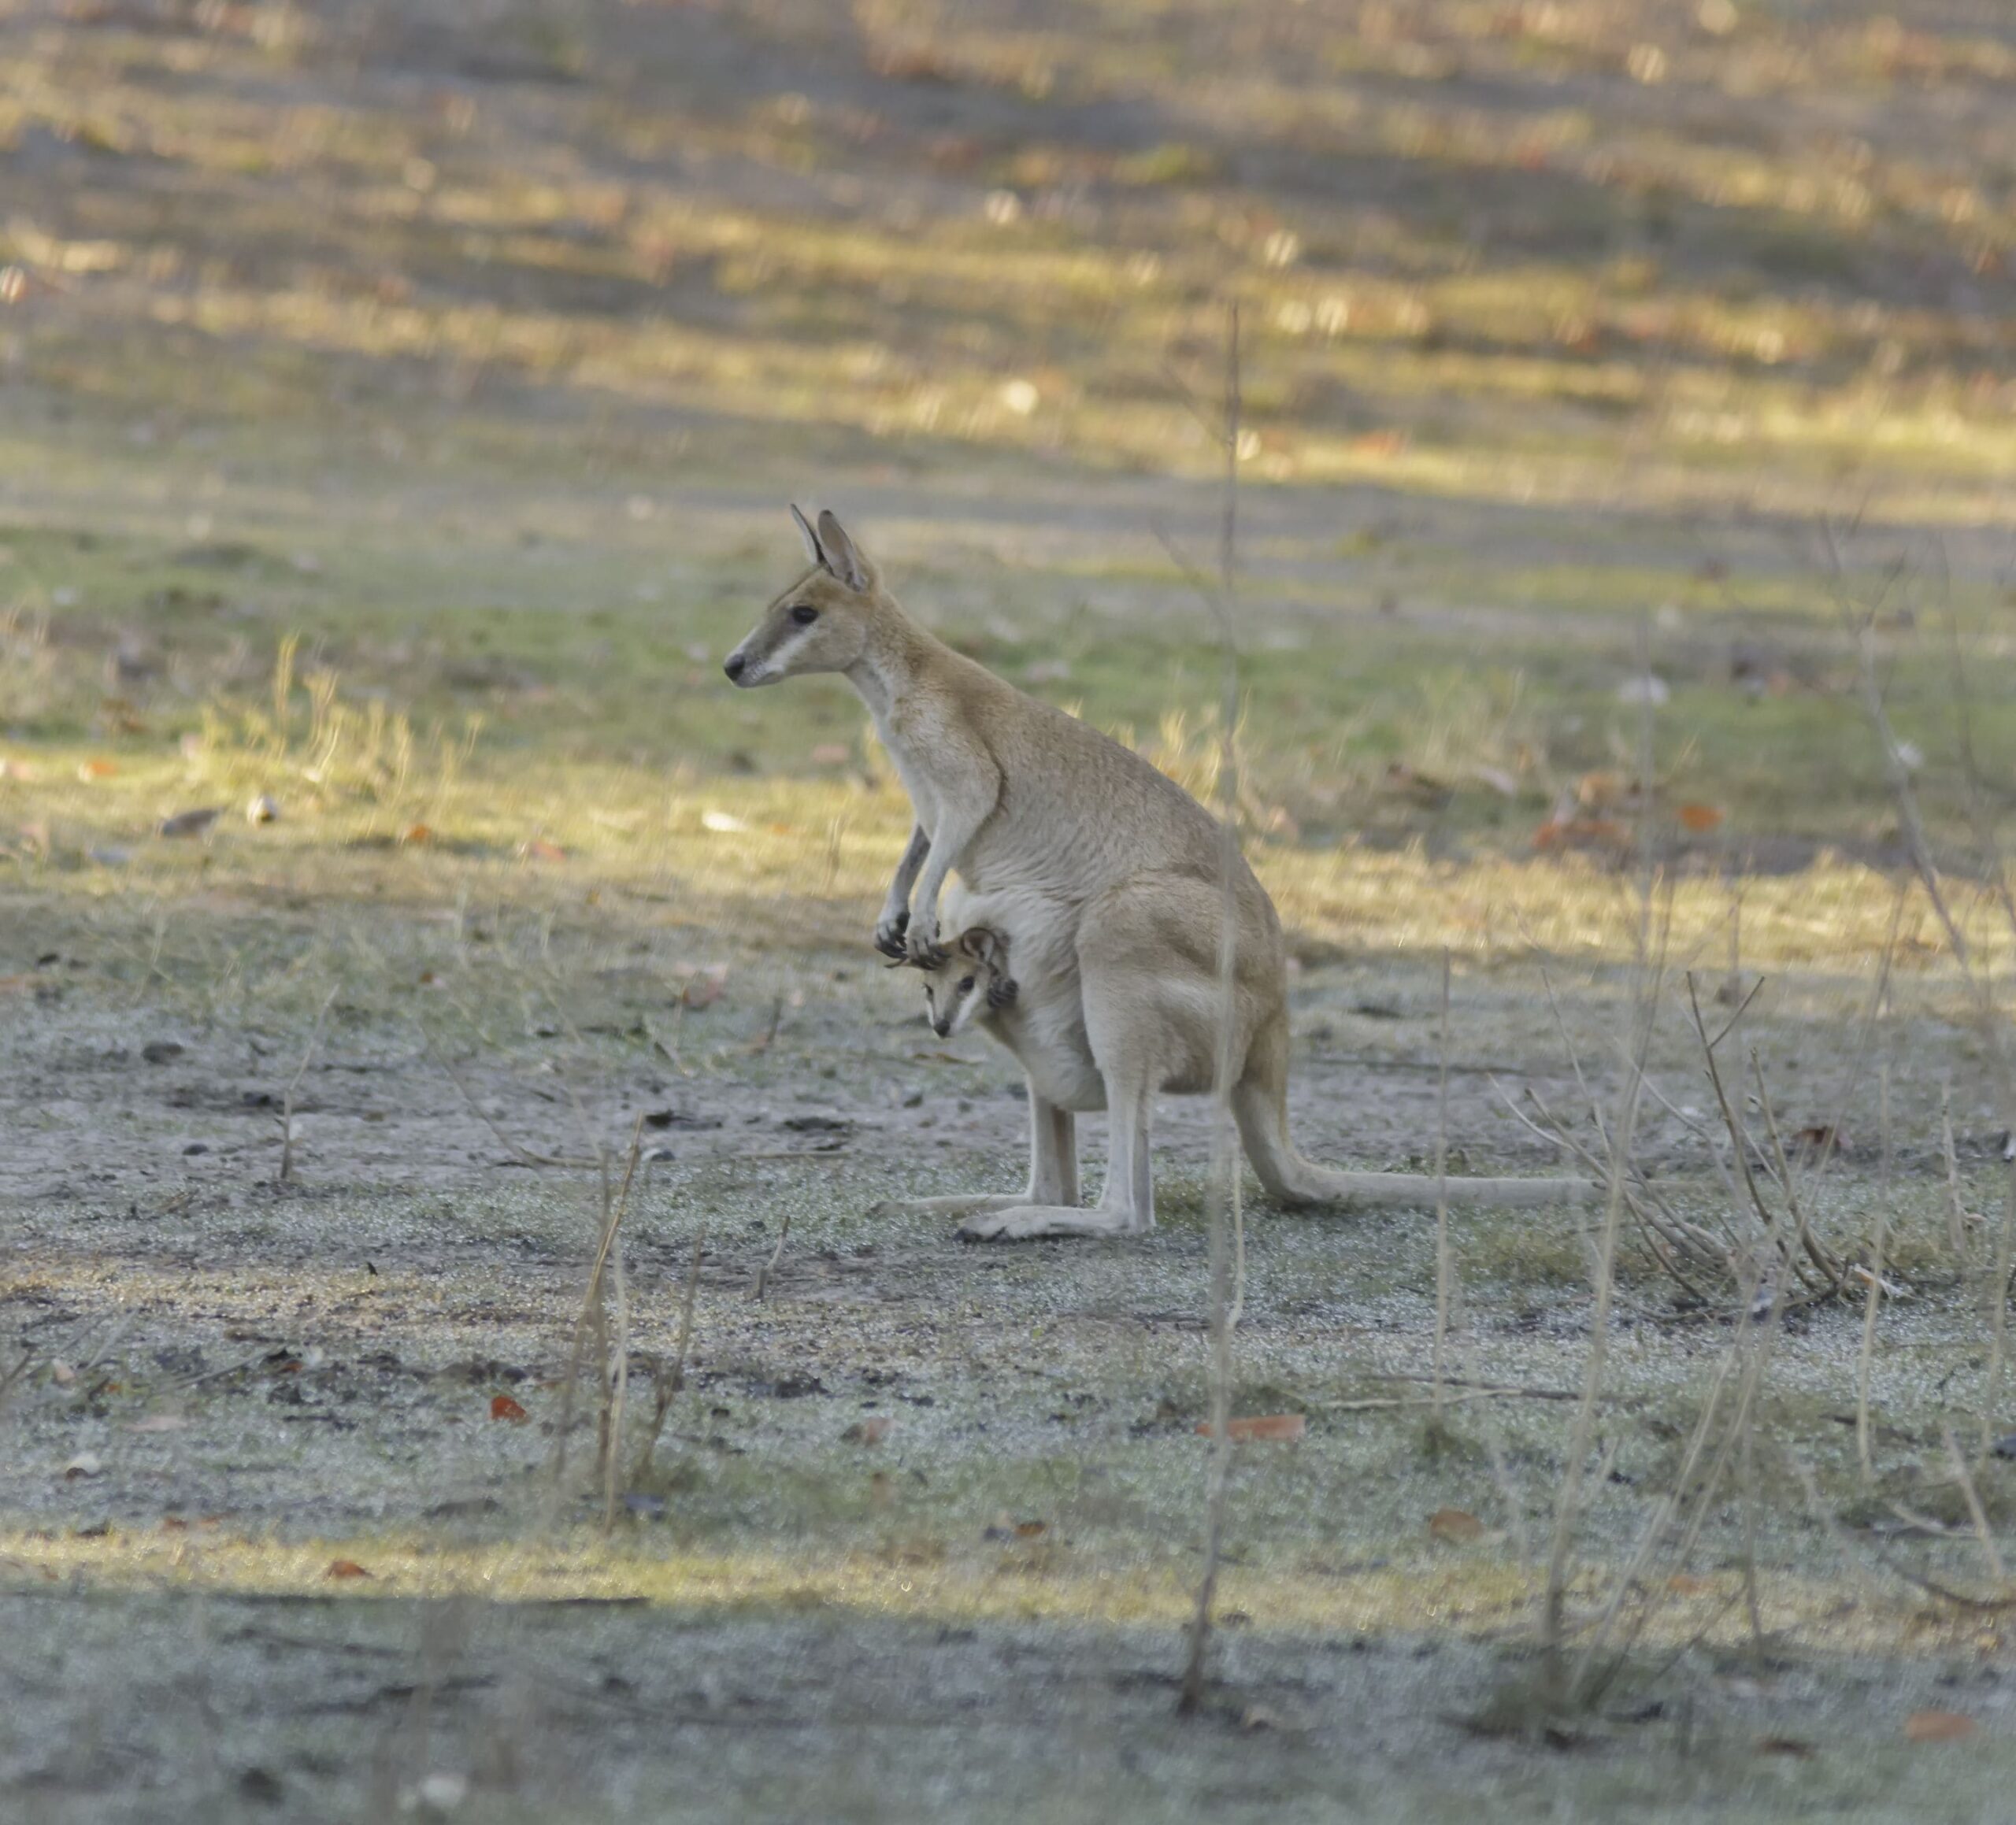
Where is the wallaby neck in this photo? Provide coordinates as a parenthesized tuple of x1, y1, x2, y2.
(844, 605, 941, 724)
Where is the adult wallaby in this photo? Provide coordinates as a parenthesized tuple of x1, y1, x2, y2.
(725, 507, 1591, 1238)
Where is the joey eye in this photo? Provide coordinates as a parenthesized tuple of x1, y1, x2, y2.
(958, 977, 975, 994)
(791, 604, 819, 626)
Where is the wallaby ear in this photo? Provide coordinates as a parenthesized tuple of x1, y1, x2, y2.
(815, 509, 873, 592)
(790, 503, 826, 572)
(961, 927, 1006, 970)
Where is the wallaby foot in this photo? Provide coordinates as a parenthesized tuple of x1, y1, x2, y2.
(957, 1203, 1143, 1242)
(869, 1191, 1022, 1220)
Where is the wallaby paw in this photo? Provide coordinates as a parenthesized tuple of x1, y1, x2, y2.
(956, 1210, 1018, 1242)
(904, 930, 947, 969)
(873, 909, 910, 960)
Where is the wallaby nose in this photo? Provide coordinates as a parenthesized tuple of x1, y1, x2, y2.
(933, 1020, 951, 1038)
(723, 653, 747, 683)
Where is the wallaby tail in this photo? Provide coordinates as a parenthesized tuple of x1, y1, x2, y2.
(1231, 1067, 1595, 1213)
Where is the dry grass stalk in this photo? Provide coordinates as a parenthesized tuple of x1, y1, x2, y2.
(1857, 1065, 1890, 1487)
(1432, 949, 1454, 1427)
(1180, 299, 1242, 1717)
(1540, 620, 1664, 1708)
(1941, 1090, 1970, 1258)
(1942, 1423, 2008, 1588)
(1843, 576, 2016, 1458)
(277, 986, 338, 1184)
(632, 1225, 707, 1484)
(546, 1113, 647, 1523)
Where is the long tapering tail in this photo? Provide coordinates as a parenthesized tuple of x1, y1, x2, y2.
(1230, 1077, 1595, 1212)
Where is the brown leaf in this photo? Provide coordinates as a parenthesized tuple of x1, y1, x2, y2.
(681, 972, 727, 1010)
(1666, 1573, 1714, 1596)
(157, 808, 220, 838)
(1755, 1736, 1816, 1759)
(841, 1416, 890, 1446)
(77, 757, 118, 781)
(489, 1394, 528, 1423)
(1195, 1414, 1306, 1442)
(325, 1559, 372, 1580)
(400, 823, 432, 846)
(810, 743, 850, 765)
(1428, 1506, 1485, 1543)
(1904, 1710, 1976, 1744)
(1677, 802, 1725, 833)
(518, 837, 565, 863)
(1014, 1520, 1047, 1538)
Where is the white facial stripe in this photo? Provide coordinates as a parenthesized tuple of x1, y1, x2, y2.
(761, 620, 818, 677)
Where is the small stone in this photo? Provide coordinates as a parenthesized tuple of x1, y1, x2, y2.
(246, 794, 280, 824)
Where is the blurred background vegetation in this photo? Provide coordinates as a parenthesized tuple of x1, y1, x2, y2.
(1, 0, 2013, 952)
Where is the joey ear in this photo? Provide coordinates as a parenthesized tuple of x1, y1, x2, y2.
(790, 503, 827, 572)
(958, 927, 1006, 968)
(815, 510, 873, 592)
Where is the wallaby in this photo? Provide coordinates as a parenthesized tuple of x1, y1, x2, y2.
(726, 507, 1592, 1238)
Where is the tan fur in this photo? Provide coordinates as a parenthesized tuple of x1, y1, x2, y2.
(729, 510, 1594, 1238)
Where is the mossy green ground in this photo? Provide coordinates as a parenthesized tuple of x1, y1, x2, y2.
(6, 1, 2016, 1819)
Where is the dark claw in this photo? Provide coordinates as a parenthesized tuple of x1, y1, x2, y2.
(873, 909, 910, 959)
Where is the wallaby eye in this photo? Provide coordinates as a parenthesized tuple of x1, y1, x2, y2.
(791, 604, 819, 626)
(958, 976, 975, 994)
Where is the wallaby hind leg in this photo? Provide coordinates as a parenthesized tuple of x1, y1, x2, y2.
(959, 1072, 1151, 1241)
(873, 1086, 1077, 1220)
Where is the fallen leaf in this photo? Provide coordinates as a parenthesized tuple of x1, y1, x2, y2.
(1196, 1413, 1306, 1442)
(1795, 1124, 1848, 1157)
(1350, 428, 1408, 458)
(518, 836, 565, 863)
(62, 1452, 102, 1479)
(246, 794, 280, 825)
(1755, 1736, 1817, 1759)
(1534, 816, 1630, 853)
(325, 1559, 372, 1580)
(161, 1516, 188, 1531)
(700, 809, 750, 834)
(1677, 802, 1725, 832)
(77, 757, 118, 781)
(489, 1394, 528, 1423)
(842, 1416, 890, 1446)
(810, 743, 850, 766)
(128, 1413, 189, 1433)
(1575, 770, 1626, 808)
(1666, 1573, 1714, 1596)
(1905, 1710, 1976, 1744)
(400, 823, 432, 846)
(1241, 1704, 1282, 1731)
(1014, 1519, 1047, 1538)
(50, 1359, 76, 1386)
(682, 973, 727, 1010)
(1428, 1506, 1485, 1543)
(157, 807, 220, 838)
(1471, 764, 1520, 798)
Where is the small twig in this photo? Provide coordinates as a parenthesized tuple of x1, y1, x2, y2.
(423, 1027, 596, 1168)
